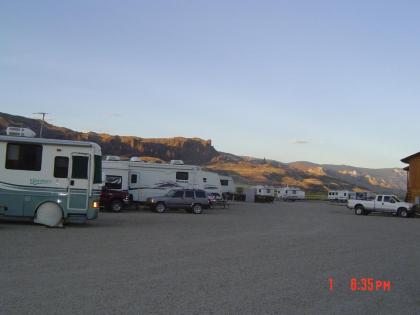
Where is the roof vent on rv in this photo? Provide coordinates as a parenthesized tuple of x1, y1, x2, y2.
(105, 155, 121, 161)
(130, 157, 143, 162)
(6, 127, 36, 137)
(170, 160, 184, 165)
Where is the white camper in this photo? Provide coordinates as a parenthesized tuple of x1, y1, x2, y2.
(102, 158, 202, 203)
(328, 190, 350, 202)
(245, 185, 276, 203)
(219, 175, 236, 195)
(0, 134, 102, 227)
(201, 171, 223, 197)
(278, 187, 305, 201)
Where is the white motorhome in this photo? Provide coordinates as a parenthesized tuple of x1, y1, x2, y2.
(102, 158, 203, 203)
(278, 187, 305, 201)
(0, 131, 102, 227)
(328, 190, 350, 202)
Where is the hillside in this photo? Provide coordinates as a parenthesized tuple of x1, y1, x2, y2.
(0, 112, 406, 194)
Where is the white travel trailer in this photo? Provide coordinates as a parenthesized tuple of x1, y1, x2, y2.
(328, 190, 350, 202)
(245, 185, 276, 203)
(102, 158, 203, 203)
(0, 133, 102, 227)
(219, 175, 236, 195)
(201, 171, 223, 196)
(278, 187, 305, 201)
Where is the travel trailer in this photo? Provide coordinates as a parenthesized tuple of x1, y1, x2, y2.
(219, 175, 236, 196)
(102, 158, 203, 203)
(0, 130, 102, 227)
(348, 191, 375, 201)
(201, 171, 223, 196)
(245, 185, 276, 203)
(328, 190, 350, 202)
(278, 187, 305, 201)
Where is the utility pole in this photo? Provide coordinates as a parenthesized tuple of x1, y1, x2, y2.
(33, 112, 48, 138)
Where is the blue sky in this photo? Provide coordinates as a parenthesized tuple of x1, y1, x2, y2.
(1, 0, 420, 168)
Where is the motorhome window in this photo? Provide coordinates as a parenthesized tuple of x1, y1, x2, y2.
(377, 196, 383, 202)
(72, 156, 89, 179)
(195, 190, 206, 198)
(131, 174, 138, 184)
(176, 172, 188, 180)
(185, 190, 194, 198)
(6, 143, 42, 171)
(173, 190, 184, 198)
(220, 180, 229, 186)
(94, 155, 102, 184)
(54, 156, 69, 178)
(105, 175, 122, 189)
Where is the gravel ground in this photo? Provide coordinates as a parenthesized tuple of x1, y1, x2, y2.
(1, 201, 420, 315)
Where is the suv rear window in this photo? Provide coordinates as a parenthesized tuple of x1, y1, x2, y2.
(195, 190, 206, 198)
(185, 190, 194, 198)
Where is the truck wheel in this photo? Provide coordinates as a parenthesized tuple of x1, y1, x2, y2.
(192, 204, 203, 214)
(398, 208, 408, 218)
(355, 206, 364, 216)
(155, 202, 166, 213)
(111, 201, 123, 212)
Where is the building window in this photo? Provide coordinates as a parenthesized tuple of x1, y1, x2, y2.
(6, 143, 42, 171)
(54, 156, 69, 178)
(176, 172, 189, 181)
(72, 156, 89, 179)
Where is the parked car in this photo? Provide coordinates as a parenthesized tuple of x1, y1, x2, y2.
(347, 195, 415, 218)
(146, 189, 209, 214)
(100, 188, 131, 212)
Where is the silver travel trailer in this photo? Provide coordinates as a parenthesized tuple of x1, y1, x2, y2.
(0, 131, 102, 227)
(278, 187, 306, 201)
(102, 158, 203, 203)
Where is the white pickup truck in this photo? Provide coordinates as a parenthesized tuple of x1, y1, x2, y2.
(347, 195, 416, 218)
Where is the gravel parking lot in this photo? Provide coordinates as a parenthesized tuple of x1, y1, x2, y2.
(1, 201, 420, 314)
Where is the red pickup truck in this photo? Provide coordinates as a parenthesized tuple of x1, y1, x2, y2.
(100, 188, 131, 212)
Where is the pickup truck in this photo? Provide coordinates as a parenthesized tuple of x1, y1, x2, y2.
(100, 188, 131, 212)
(347, 195, 415, 218)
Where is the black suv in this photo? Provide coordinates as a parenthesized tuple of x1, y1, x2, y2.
(146, 189, 209, 214)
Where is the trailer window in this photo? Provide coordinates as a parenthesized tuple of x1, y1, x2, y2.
(6, 143, 42, 171)
(54, 157, 69, 178)
(94, 155, 102, 184)
(220, 180, 229, 186)
(176, 172, 189, 181)
(131, 174, 138, 184)
(105, 175, 122, 189)
(72, 156, 89, 179)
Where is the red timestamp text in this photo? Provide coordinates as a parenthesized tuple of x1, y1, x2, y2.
(329, 278, 392, 292)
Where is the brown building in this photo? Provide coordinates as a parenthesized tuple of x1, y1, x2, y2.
(401, 153, 420, 203)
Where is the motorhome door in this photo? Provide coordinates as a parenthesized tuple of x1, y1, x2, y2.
(67, 153, 90, 210)
(128, 171, 140, 201)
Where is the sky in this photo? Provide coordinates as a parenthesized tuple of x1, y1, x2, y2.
(1, 0, 420, 168)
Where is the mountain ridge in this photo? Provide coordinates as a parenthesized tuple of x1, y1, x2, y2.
(0, 112, 406, 194)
